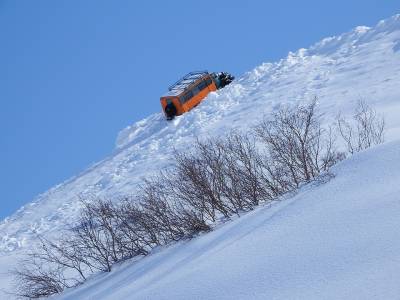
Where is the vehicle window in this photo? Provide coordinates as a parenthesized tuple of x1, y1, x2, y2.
(183, 91, 193, 102)
(192, 86, 200, 97)
(205, 78, 212, 86)
(197, 81, 207, 91)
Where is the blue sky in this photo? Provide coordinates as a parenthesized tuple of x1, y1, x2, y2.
(0, 0, 399, 220)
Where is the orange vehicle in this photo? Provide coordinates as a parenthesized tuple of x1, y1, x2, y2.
(160, 71, 234, 120)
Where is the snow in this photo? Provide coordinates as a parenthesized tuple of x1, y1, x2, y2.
(56, 140, 400, 300)
(0, 14, 400, 299)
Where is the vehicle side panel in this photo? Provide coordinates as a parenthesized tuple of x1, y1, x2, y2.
(160, 75, 217, 118)
(182, 76, 217, 113)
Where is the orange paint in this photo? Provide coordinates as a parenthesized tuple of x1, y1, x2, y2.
(160, 73, 217, 119)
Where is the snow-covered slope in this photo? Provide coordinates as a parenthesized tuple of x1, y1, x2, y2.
(56, 138, 400, 300)
(0, 14, 400, 299)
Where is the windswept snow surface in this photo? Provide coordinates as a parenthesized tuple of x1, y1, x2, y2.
(57, 139, 400, 300)
(0, 14, 400, 299)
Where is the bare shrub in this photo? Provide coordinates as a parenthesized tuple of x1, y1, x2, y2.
(171, 132, 284, 219)
(337, 100, 385, 154)
(173, 145, 232, 220)
(172, 136, 261, 219)
(12, 190, 211, 298)
(12, 232, 95, 299)
(138, 177, 187, 243)
(219, 132, 278, 208)
(12, 253, 68, 299)
(255, 99, 343, 188)
(71, 199, 133, 273)
(140, 175, 211, 240)
(173, 203, 211, 237)
(34, 237, 88, 284)
(113, 199, 155, 255)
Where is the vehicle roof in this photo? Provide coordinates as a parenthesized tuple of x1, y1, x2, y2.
(162, 71, 209, 97)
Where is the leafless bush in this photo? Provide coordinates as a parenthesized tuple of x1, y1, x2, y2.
(170, 132, 284, 219)
(255, 99, 343, 188)
(113, 199, 156, 255)
(34, 236, 89, 284)
(337, 100, 385, 154)
(71, 200, 125, 273)
(173, 203, 211, 237)
(219, 132, 278, 207)
(13, 268, 63, 299)
(173, 136, 255, 219)
(173, 145, 232, 220)
(12, 252, 69, 299)
(138, 177, 187, 243)
(140, 175, 211, 240)
(12, 232, 97, 299)
(12, 188, 211, 298)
